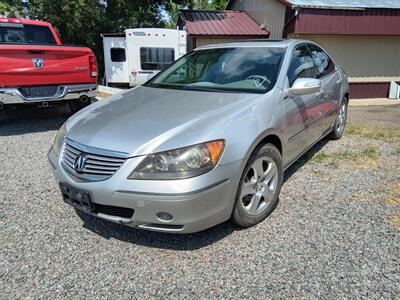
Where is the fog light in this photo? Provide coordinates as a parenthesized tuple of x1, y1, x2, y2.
(156, 212, 173, 222)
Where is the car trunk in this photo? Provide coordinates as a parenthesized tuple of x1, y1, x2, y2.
(0, 45, 96, 87)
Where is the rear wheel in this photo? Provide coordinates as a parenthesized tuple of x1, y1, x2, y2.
(68, 97, 91, 113)
(329, 100, 348, 140)
(231, 143, 283, 227)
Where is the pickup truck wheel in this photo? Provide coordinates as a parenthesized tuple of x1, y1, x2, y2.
(231, 143, 283, 228)
(68, 98, 91, 113)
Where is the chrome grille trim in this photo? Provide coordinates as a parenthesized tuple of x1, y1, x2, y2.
(61, 139, 128, 181)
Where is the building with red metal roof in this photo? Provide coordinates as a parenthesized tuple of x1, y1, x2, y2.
(227, 0, 400, 99)
(178, 10, 269, 50)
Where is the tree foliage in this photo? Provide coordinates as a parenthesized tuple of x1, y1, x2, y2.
(165, 0, 228, 27)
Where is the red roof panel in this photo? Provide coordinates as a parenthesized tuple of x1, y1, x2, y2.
(289, 8, 400, 35)
(179, 10, 269, 36)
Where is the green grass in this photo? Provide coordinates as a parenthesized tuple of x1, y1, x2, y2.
(361, 145, 379, 159)
(346, 124, 400, 141)
(310, 152, 329, 163)
(310, 145, 379, 164)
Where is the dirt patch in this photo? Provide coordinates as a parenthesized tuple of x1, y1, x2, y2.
(383, 182, 400, 206)
(352, 193, 369, 202)
(347, 105, 400, 129)
(96, 92, 112, 98)
(388, 212, 400, 230)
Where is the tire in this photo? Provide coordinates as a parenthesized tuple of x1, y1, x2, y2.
(68, 98, 91, 113)
(329, 99, 348, 140)
(231, 143, 283, 228)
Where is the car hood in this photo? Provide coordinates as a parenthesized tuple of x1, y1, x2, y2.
(66, 86, 261, 156)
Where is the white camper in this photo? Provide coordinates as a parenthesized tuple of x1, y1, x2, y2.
(102, 28, 187, 87)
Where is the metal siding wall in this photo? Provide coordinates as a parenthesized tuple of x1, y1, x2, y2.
(349, 82, 392, 99)
(230, 0, 286, 39)
(294, 8, 400, 36)
(291, 34, 400, 77)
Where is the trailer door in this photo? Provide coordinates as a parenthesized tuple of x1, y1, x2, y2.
(103, 36, 129, 85)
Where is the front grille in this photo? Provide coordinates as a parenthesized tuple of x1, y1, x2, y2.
(61, 141, 126, 181)
(19, 85, 59, 97)
(94, 203, 134, 219)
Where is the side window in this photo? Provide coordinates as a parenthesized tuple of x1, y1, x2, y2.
(307, 44, 335, 78)
(140, 47, 175, 71)
(110, 48, 126, 62)
(287, 45, 319, 87)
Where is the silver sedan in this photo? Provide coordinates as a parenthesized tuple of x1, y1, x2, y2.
(48, 39, 349, 233)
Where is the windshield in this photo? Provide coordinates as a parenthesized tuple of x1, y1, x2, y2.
(0, 23, 57, 45)
(146, 47, 286, 93)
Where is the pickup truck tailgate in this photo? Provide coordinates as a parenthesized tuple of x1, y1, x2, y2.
(0, 45, 96, 87)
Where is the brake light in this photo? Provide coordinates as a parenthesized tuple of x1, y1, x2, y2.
(89, 55, 97, 78)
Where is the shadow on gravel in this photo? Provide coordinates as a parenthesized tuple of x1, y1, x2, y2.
(0, 105, 71, 136)
(76, 209, 237, 250)
(283, 137, 329, 183)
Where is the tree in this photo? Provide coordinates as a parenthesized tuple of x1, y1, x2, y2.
(165, 0, 228, 28)
(210, 0, 228, 10)
(0, 0, 22, 16)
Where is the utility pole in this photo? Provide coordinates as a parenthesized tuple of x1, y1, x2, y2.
(22, 0, 30, 19)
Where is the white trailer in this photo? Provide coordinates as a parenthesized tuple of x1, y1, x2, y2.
(102, 28, 187, 87)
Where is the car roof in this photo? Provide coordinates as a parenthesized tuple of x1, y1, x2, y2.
(195, 39, 309, 50)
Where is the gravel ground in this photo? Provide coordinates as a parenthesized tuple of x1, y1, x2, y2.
(1, 105, 399, 298)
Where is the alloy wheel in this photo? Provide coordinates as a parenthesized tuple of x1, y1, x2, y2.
(239, 156, 279, 216)
(337, 103, 347, 133)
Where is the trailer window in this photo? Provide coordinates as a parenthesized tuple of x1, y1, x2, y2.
(140, 47, 175, 71)
(110, 48, 126, 62)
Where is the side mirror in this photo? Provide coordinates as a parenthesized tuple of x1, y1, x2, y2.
(287, 78, 321, 96)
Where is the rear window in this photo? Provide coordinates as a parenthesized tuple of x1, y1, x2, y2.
(140, 47, 175, 71)
(0, 23, 57, 45)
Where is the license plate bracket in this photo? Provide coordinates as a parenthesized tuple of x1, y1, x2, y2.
(59, 182, 94, 213)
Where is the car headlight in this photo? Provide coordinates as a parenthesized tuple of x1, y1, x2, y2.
(52, 123, 66, 155)
(128, 140, 225, 180)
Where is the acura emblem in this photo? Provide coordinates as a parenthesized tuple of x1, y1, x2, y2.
(32, 58, 44, 69)
(74, 154, 87, 173)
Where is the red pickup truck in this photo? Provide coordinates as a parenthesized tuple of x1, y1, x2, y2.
(0, 18, 97, 111)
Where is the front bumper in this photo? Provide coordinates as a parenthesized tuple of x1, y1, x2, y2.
(0, 83, 97, 104)
(48, 147, 241, 234)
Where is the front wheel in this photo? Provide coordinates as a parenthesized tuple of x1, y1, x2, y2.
(231, 143, 283, 228)
(329, 100, 348, 140)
